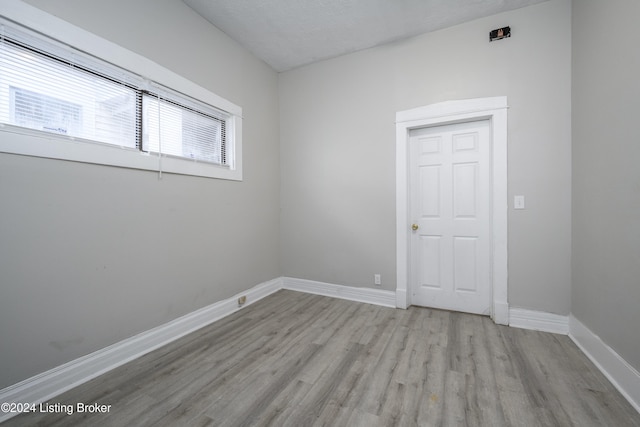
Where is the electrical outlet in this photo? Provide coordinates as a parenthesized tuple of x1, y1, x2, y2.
(237, 295, 247, 306)
(374, 274, 381, 285)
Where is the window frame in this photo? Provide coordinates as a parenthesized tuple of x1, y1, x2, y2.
(0, 0, 243, 181)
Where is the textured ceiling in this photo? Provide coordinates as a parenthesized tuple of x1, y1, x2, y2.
(183, 0, 548, 72)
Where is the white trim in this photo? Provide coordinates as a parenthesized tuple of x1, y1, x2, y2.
(282, 277, 397, 308)
(0, 0, 243, 181)
(396, 97, 509, 325)
(0, 278, 282, 423)
(509, 308, 569, 335)
(0, 128, 243, 181)
(569, 315, 640, 414)
(395, 288, 408, 310)
(396, 97, 508, 124)
(494, 300, 509, 326)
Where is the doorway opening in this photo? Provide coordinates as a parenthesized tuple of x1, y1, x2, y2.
(395, 97, 509, 324)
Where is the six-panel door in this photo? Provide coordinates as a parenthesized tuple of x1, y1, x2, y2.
(409, 120, 491, 315)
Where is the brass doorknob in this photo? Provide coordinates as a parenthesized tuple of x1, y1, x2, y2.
(411, 224, 419, 231)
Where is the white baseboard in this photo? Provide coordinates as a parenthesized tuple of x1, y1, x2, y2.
(569, 315, 640, 414)
(282, 277, 397, 308)
(509, 307, 569, 335)
(508, 308, 640, 414)
(0, 277, 283, 423)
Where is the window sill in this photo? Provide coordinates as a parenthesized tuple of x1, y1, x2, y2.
(0, 124, 243, 181)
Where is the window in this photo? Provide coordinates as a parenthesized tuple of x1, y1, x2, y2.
(142, 92, 226, 165)
(0, 4, 242, 180)
(11, 87, 83, 136)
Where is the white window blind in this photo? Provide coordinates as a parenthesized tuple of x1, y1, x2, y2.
(0, 16, 233, 169)
(142, 89, 227, 165)
(0, 21, 140, 149)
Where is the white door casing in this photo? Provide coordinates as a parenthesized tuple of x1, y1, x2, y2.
(395, 97, 509, 325)
(409, 120, 491, 315)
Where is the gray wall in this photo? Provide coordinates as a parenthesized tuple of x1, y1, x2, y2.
(13, 0, 634, 391)
(572, 0, 640, 371)
(279, 0, 572, 314)
(0, 0, 280, 388)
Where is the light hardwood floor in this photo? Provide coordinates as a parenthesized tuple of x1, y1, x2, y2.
(4, 290, 640, 426)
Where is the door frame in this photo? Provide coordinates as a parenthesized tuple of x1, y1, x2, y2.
(395, 97, 509, 325)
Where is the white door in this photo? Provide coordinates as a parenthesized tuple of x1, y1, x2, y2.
(409, 120, 491, 315)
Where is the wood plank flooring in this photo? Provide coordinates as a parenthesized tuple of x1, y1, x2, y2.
(3, 290, 640, 426)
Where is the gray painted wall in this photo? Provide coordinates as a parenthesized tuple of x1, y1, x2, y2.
(279, 0, 572, 314)
(0, 0, 280, 388)
(12, 0, 631, 392)
(572, 0, 640, 371)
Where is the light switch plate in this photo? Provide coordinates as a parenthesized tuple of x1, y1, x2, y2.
(514, 195, 525, 210)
